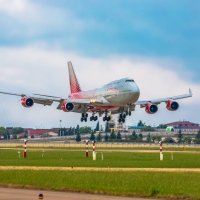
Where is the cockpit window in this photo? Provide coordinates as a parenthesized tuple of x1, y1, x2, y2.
(125, 79, 134, 82)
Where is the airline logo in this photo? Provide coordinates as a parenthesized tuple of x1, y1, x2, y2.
(68, 62, 81, 94)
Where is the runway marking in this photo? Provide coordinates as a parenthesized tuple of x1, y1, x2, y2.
(1, 166, 200, 172)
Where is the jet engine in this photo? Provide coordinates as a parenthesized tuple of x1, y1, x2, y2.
(145, 103, 158, 114)
(166, 100, 179, 111)
(61, 101, 74, 112)
(21, 97, 34, 108)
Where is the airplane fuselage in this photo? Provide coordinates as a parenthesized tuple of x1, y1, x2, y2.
(69, 78, 140, 107)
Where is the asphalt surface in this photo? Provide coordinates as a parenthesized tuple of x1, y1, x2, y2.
(0, 187, 155, 200)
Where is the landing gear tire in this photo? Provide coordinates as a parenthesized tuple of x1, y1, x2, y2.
(81, 113, 88, 122)
(118, 112, 126, 123)
(103, 116, 111, 121)
(90, 115, 98, 121)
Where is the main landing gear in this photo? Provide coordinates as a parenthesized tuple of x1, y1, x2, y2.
(81, 113, 98, 122)
(81, 113, 88, 122)
(90, 114, 98, 121)
(103, 113, 111, 122)
(118, 111, 131, 123)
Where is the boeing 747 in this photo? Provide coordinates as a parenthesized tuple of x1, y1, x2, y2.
(0, 61, 192, 123)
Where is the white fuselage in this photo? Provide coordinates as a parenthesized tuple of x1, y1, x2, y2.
(69, 78, 140, 108)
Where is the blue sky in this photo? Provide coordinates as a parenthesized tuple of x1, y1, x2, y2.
(0, 0, 199, 127)
(0, 0, 199, 81)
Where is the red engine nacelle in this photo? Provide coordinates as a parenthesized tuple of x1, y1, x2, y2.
(166, 100, 179, 111)
(145, 103, 158, 114)
(61, 101, 74, 112)
(21, 97, 34, 108)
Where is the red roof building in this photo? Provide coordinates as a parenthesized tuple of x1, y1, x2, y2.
(165, 121, 200, 132)
(26, 129, 58, 138)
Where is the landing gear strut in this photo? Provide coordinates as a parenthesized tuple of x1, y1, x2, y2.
(125, 110, 131, 116)
(81, 113, 88, 122)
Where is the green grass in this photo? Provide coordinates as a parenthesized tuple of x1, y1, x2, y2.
(1, 148, 200, 199)
(1, 149, 200, 168)
(0, 170, 200, 199)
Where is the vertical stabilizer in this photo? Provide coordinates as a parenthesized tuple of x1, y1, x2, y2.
(67, 61, 82, 94)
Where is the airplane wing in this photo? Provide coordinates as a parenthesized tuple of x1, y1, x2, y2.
(56, 97, 109, 110)
(0, 91, 60, 106)
(0, 91, 109, 110)
(136, 88, 192, 107)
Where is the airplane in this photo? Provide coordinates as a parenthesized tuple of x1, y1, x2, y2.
(0, 61, 192, 123)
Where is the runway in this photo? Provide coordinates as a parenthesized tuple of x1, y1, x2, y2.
(0, 187, 155, 200)
(1, 166, 200, 172)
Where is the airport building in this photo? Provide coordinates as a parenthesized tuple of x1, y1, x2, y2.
(128, 121, 200, 135)
(165, 121, 200, 133)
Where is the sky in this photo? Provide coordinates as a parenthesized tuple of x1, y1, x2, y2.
(0, 0, 199, 128)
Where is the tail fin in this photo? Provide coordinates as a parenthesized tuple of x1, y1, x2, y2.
(67, 61, 82, 94)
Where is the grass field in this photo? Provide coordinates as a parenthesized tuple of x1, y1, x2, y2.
(1, 146, 200, 199)
(1, 149, 200, 168)
(1, 170, 200, 199)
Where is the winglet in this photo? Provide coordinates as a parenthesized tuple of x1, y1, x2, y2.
(67, 61, 82, 94)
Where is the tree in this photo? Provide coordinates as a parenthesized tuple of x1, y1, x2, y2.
(137, 133, 143, 142)
(76, 132, 81, 142)
(79, 126, 92, 134)
(197, 130, 200, 138)
(137, 120, 145, 127)
(177, 129, 183, 143)
(0, 127, 6, 135)
(184, 136, 192, 144)
(105, 122, 110, 132)
(104, 133, 109, 142)
(155, 135, 161, 143)
(110, 130, 116, 140)
(116, 131, 122, 140)
(141, 126, 155, 132)
(75, 125, 80, 134)
(94, 121, 100, 132)
(151, 135, 156, 143)
(130, 130, 137, 141)
(90, 132, 96, 141)
(194, 130, 200, 144)
(97, 132, 102, 142)
(146, 133, 152, 143)
(163, 137, 175, 143)
(157, 124, 167, 129)
(12, 127, 24, 135)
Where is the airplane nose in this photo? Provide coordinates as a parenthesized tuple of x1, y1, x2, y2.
(131, 83, 140, 100)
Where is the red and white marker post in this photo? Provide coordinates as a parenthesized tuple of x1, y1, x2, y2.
(92, 141, 96, 161)
(85, 140, 89, 158)
(159, 141, 163, 161)
(24, 139, 27, 159)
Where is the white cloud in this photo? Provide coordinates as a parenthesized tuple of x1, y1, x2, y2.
(0, 45, 199, 128)
(0, 0, 28, 14)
